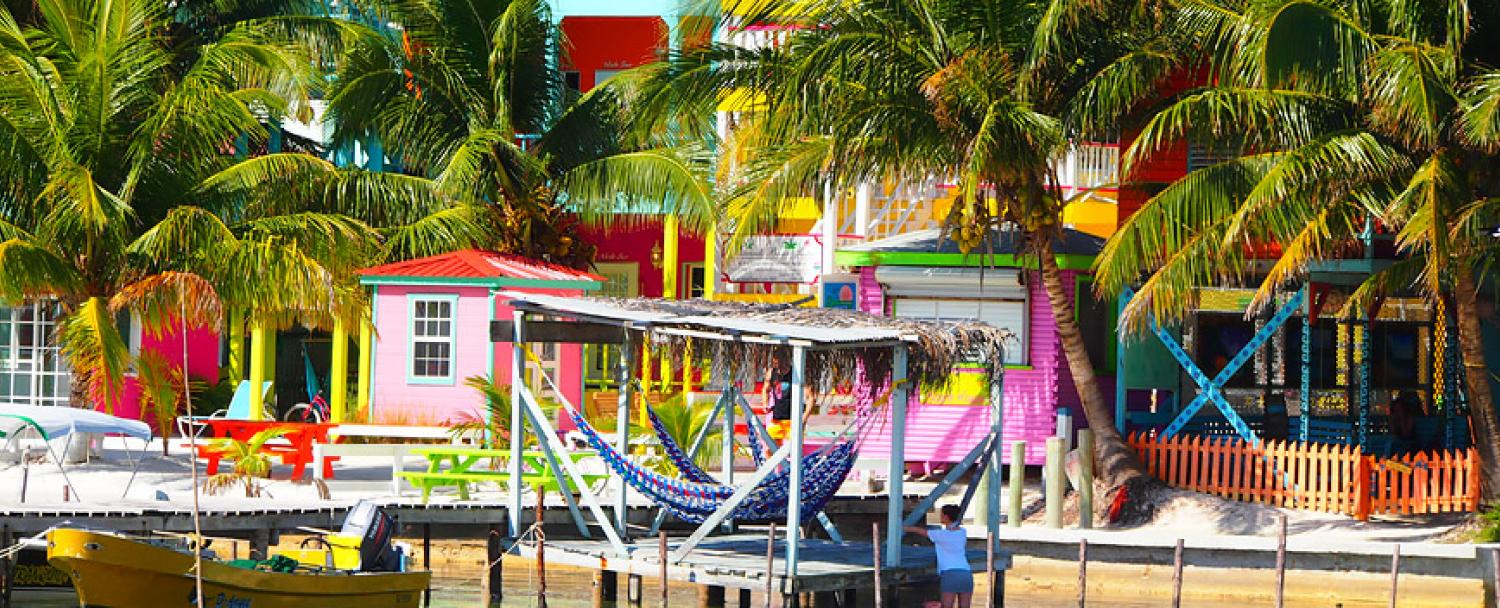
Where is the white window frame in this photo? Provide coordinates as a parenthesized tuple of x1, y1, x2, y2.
(0, 300, 71, 407)
(407, 294, 459, 385)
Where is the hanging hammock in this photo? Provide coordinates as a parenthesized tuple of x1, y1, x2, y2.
(520, 344, 866, 524)
(569, 407, 860, 523)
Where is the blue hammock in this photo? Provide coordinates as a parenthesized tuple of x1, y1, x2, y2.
(569, 408, 858, 524)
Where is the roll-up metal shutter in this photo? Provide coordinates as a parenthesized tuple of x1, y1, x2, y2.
(874, 267, 1024, 299)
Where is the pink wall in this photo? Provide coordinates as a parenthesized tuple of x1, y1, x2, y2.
(96, 321, 221, 430)
(581, 219, 706, 298)
(369, 284, 586, 426)
(855, 267, 1105, 465)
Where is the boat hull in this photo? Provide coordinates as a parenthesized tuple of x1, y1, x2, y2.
(47, 528, 430, 608)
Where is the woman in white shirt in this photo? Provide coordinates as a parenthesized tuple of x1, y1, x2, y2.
(904, 504, 973, 608)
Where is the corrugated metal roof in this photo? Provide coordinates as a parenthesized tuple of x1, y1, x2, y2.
(500, 291, 912, 345)
(839, 226, 1104, 256)
(360, 250, 604, 283)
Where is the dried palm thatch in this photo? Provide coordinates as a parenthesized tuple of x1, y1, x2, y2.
(517, 295, 1013, 392)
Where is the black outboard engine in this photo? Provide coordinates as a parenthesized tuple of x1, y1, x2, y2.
(340, 500, 401, 572)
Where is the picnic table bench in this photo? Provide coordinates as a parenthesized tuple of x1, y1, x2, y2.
(311, 425, 478, 494)
(194, 420, 338, 479)
(399, 447, 608, 503)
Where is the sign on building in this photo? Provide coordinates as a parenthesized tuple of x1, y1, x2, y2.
(724, 235, 822, 283)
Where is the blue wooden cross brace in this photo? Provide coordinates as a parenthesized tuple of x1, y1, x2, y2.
(1123, 288, 1305, 446)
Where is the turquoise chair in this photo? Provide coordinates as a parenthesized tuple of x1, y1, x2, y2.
(175, 380, 273, 437)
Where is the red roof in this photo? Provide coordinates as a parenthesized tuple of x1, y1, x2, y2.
(359, 250, 604, 285)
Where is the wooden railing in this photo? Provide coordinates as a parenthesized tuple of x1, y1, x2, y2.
(1127, 433, 1480, 520)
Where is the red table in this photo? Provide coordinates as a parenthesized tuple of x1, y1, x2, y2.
(194, 420, 339, 479)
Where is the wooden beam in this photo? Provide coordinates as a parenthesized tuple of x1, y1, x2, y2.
(491, 320, 625, 344)
(671, 441, 795, 563)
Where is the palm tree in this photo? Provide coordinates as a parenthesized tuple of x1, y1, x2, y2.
(323, 0, 654, 267)
(1092, 0, 1500, 499)
(599, 0, 1186, 487)
(0, 0, 492, 413)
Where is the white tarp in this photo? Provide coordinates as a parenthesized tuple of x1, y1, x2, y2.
(0, 404, 152, 441)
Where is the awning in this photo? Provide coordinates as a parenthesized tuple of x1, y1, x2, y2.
(0, 404, 152, 441)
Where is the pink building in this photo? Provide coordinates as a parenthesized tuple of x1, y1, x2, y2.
(835, 228, 1115, 467)
(358, 250, 603, 425)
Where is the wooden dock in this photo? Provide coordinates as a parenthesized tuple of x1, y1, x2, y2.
(0, 495, 900, 534)
(521, 533, 1012, 594)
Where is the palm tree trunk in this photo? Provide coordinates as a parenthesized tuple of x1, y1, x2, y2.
(1454, 271, 1500, 501)
(1031, 231, 1147, 487)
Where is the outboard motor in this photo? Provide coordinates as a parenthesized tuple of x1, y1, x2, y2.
(340, 500, 401, 572)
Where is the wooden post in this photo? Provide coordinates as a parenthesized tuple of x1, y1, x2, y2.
(1492, 548, 1499, 608)
(699, 585, 725, 608)
(660, 532, 669, 608)
(985, 531, 997, 608)
(423, 523, 432, 607)
(1, 525, 12, 608)
(629, 575, 644, 607)
(485, 524, 503, 607)
(1274, 515, 1286, 608)
(595, 571, 619, 608)
(1078, 430, 1094, 529)
(251, 529, 270, 560)
(1009, 441, 1025, 527)
(872, 523, 882, 608)
(1045, 437, 1064, 529)
(1171, 539, 1184, 608)
(1389, 544, 1401, 608)
(538, 491, 548, 608)
(765, 523, 776, 608)
(1077, 538, 1087, 607)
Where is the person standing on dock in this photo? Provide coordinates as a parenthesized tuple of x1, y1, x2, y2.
(904, 504, 974, 608)
(763, 353, 812, 440)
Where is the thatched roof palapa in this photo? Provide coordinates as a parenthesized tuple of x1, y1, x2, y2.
(501, 292, 1014, 392)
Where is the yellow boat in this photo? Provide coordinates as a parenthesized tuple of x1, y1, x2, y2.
(47, 527, 430, 607)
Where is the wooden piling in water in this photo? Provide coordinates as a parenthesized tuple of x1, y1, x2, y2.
(1274, 515, 1287, 608)
(629, 575, 644, 607)
(1008, 442, 1024, 527)
(537, 493, 548, 608)
(985, 531, 999, 608)
(1045, 437, 1064, 529)
(765, 523, 776, 608)
(1077, 538, 1087, 607)
(422, 523, 432, 607)
(697, 585, 725, 607)
(1, 524, 12, 608)
(1492, 548, 1499, 608)
(660, 532, 669, 607)
(1389, 544, 1401, 608)
(484, 524, 503, 607)
(594, 570, 618, 608)
(872, 523, 882, 608)
(1171, 539, 1184, 608)
(251, 529, 270, 560)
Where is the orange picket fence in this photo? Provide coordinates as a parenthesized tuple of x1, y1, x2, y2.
(1126, 432, 1480, 520)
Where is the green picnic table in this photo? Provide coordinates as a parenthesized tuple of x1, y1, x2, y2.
(399, 446, 608, 503)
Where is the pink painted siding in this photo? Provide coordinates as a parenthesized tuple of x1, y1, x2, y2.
(857, 266, 883, 314)
(370, 284, 586, 426)
(96, 321, 221, 429)
(856, 268, 1104, 465)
